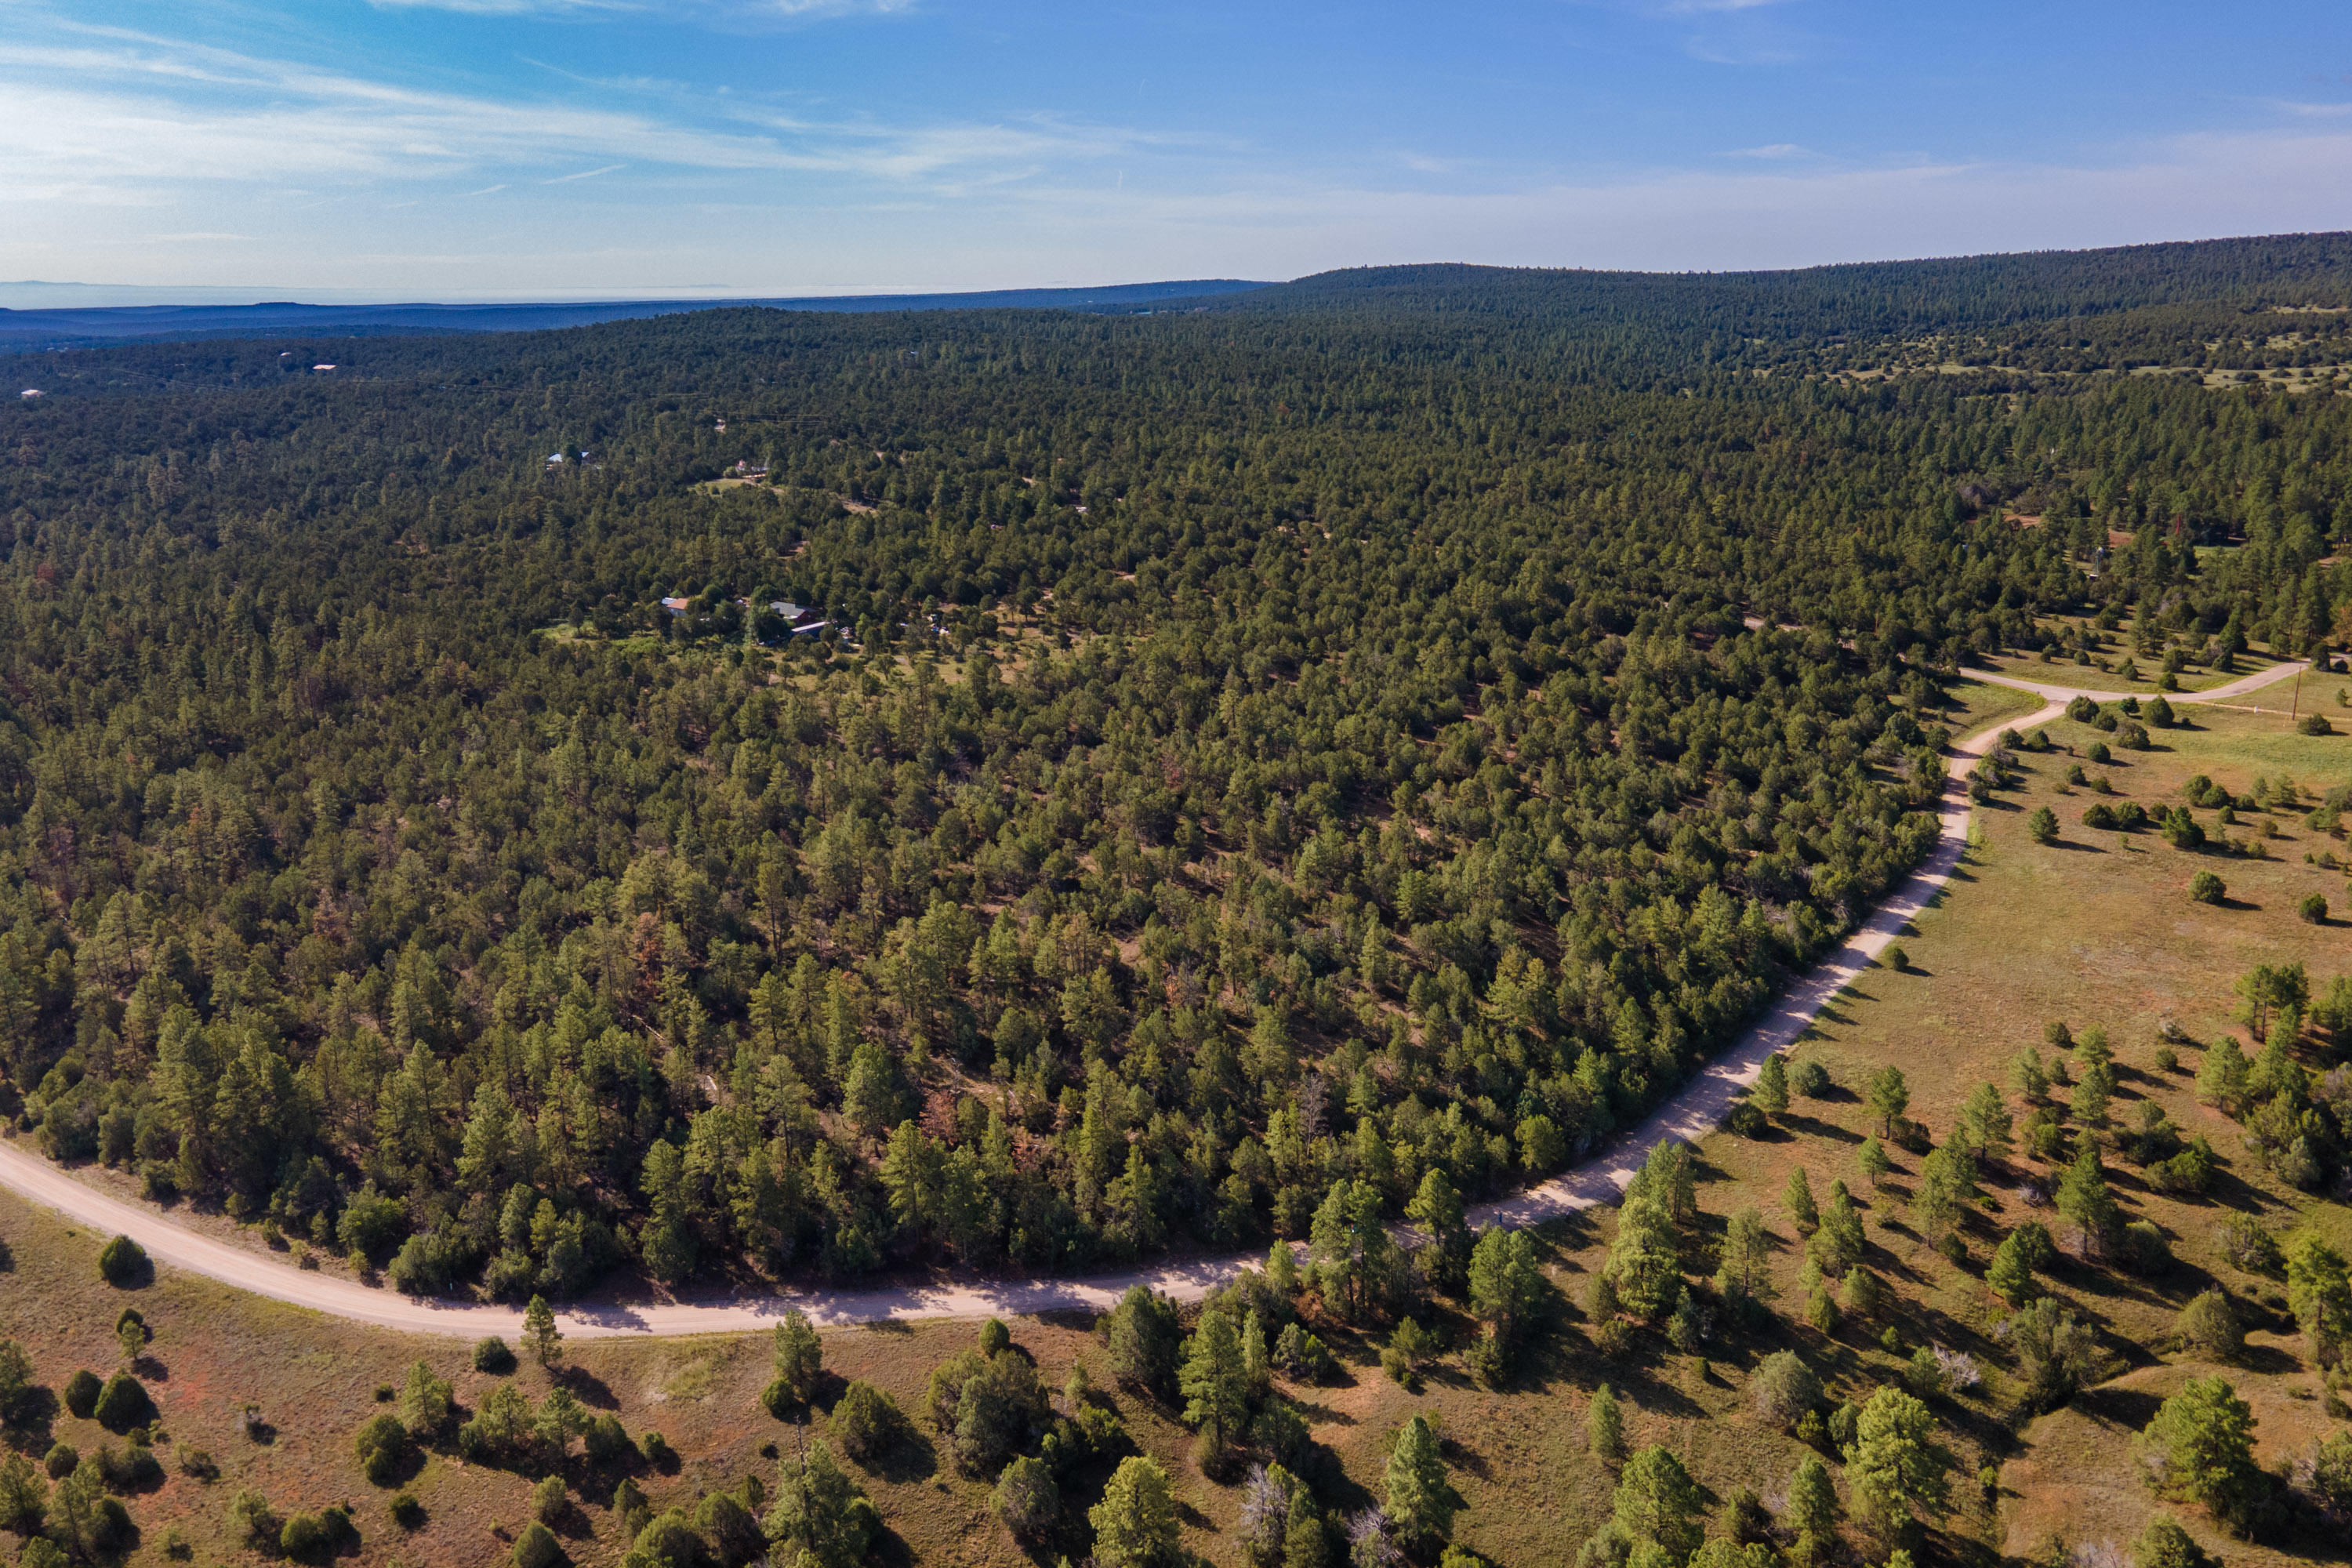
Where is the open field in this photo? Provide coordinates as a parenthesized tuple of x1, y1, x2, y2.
(1973, 634, 2294, 697)
(1739, 688, 2352, 1568)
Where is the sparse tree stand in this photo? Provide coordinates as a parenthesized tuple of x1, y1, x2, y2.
(522, 1296, 563, 1367)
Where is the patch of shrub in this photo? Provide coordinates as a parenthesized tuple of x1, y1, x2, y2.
(2301, 893, 2328, 924)
(474, 1336, 517, 1375)
(44, 1442, 78, 1479)
(831, 1380, 902, 1463)
(95, 1441, 164, 1491)
(995, 1454, 1060, 1540)
(512, 1520, 563, 1568)
(96, 1235, 147, 1287)
(354, 1413, 406, 1486)
(2189, 871, 2225, 905)
(390, 1493, 423, 1530)
(1272, 1323, 1336, 1382)
(227, 1489, 281, 1551)
(584, 1414, 630, 1465)
(179, 1446, 219, 1482)
(1793, 1061, 1831, 1098)
(92, 1372, 153, 1432)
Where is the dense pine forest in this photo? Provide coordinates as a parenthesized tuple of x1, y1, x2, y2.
(2, 234, 2350, 1303)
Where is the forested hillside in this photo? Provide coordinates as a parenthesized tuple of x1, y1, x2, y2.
(1, 236, 2349, 1302)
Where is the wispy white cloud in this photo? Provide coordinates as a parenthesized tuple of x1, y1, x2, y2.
(1725, 143, 1806, 158)
(0, 27, 1166, 198)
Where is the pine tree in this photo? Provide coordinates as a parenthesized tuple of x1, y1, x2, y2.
(1181, 1310, 1248, 1452)
(2135, 1377, 2260, 1523)
(1241, 1310, 1271, 1403)
(1857, 1136, 1891, 1189)
(1754, 1055, 1790, 1117)
(1784, 1167, 1819, 1235)
(523, 1295, 562, 1367)
(2055, 1142, 2120, 1253)
(1090, 1457, 1179, 1568)
(1468, 1227, 1541, 1343)
(1866, 1066, 1911, 1137)
(1787, 1453, 1841, 1540)
(1846, 1388, 1949, 1534)
(1955, 1081, 2013, 1158)
(763, 1440, 878, 1568)
(1385, 1414, 1454, 1551)
(1987, 1232, 2038, 1306)
(773, 1309, 823, 1405)
(1712, 1206, 1773, 1308)
(1808, 1181, 1864, 1276)
(1611, 1446, 1703, 1560)
(2287, 1237, 2352, 1367)
(1588, 1382, 1625, 1461)
(1606, 1179, 1685, 1320)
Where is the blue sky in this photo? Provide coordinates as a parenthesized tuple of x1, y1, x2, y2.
(2, 0, 2349, 300)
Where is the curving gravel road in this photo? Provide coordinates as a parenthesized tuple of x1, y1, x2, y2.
(0, 660, 2307, 1340)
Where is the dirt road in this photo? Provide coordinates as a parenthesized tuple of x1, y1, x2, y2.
(0, 660, 2307, 1339)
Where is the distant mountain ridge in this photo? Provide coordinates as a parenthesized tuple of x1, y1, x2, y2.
(0, 278, 1271, 350)
(1185, 231, 2352, 336)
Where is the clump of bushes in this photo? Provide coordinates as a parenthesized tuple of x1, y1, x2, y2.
(64, 1373, 106, 1420)
(97, 1235, 147, 1287)
(354, 1413, 407, 1485)
(2190, 871, 2226, 905)
(474, 1336, 517, 1375)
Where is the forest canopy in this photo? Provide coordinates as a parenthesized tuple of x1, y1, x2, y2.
(1, 234, 2348, 1298)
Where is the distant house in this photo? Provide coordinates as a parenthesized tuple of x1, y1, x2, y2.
(728, 459, 768, 479)
(660, 597, 691, 615)
(312, 364, 336, 372)
(18, 389, 40, 400)
(546, 452, 566, 467)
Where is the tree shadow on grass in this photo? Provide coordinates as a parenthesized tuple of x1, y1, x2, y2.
(2072, 1381, 2164, 1433)
(1780, 1115, 1863, 1148)
(554, 1365, 619, 1410)
(855, 1426, 939, 1487)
